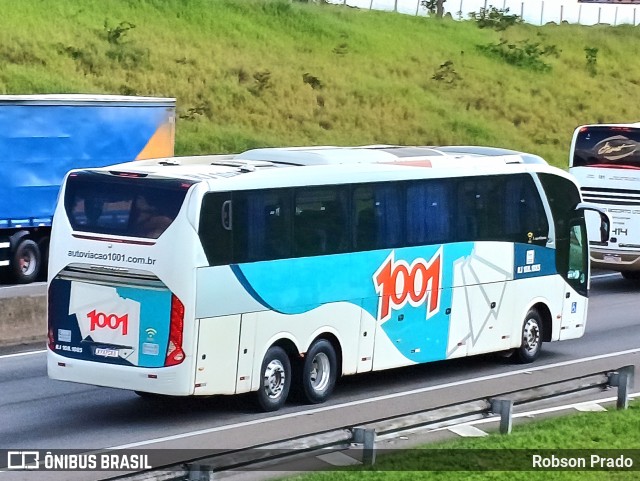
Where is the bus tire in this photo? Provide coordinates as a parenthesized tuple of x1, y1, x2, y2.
(301, 339, 337, 405)
(11, 239, 41, 284)
(514, 309, 543, 363)
(256, 346, 291, 412)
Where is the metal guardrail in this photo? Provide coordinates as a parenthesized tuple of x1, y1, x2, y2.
(117, 365, 635, 480)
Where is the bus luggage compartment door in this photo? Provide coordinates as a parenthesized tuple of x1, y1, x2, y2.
(194, 314, 242, 395)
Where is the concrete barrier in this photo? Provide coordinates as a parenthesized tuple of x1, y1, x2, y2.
(0, 284, 47, 347)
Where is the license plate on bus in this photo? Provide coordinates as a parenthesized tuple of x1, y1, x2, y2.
(603, 254, 621, 263)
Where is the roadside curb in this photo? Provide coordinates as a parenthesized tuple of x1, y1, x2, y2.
(0, 294, 46, 347)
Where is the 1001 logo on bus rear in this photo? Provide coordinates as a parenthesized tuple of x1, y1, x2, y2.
(87, 310, 129, 335)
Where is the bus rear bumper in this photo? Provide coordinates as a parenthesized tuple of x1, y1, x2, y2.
(47, 349, 195, 396)
(590, 248, 640, 272)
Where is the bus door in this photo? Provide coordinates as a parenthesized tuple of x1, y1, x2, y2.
(559, 208, 607, 340)
(559, 219, 589, 340)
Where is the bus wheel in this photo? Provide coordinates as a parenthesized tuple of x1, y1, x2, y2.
(256, 346, 291, 412)
(11, 239, 41, 284)
(301, 339, 337, 404)
(514, 309, 542, 363)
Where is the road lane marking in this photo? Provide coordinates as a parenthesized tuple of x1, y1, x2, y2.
(574, 403, 607, 412)
(0, 349, 46, 359)
(448, 425, 488, 437)
(592, 273, 622, 279)
(316, 452, 361, 466)
(109, 347, 640, 449)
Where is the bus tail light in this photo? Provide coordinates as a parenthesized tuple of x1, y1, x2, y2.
(165, 294, 185, 366)
(47, 292, 55, 351)
(48, 328, 55, 351)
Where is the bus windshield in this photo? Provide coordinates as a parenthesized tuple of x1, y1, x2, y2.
(64, 171, 193, 239)
(572, 126, 640, 169)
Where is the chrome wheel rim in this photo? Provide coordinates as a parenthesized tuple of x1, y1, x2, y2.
(309, 352, 331, 392)
(522, 318, 540, 354)
(263, 359, 286, 399)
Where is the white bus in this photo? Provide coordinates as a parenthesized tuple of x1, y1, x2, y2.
(570, 123, 640, 278)
(47, 146, 608, 411)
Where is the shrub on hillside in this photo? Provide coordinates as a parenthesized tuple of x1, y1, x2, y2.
(477, 39, 559, 72)
(469, 6, 522, 31)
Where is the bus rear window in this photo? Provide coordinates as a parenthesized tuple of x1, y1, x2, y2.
(573, 126, 640, 169)
(64, 172, 193, 239)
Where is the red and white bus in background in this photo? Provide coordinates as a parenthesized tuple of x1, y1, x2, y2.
(570, 123, 640, 278)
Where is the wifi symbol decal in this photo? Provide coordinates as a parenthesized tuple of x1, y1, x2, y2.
(145, 327, 158, 338)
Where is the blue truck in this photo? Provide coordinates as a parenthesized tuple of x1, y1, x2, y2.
(0, 94, 176, 283)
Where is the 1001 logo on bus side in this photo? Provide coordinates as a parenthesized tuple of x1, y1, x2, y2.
(373, 248, 442, 322)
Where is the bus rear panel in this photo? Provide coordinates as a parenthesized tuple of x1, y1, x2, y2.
(47, 171, 196, 395)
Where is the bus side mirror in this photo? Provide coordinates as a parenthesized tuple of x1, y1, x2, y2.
(598, 212, 610, 244)
(575, 202, 610, 245)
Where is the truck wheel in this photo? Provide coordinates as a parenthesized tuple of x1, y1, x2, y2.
(256, 346, 291, 412)
(37, 238, 49, 281)
(301, 339, 337, 404)
(11, 239, 41, 284)
(513, 309, 542, 363)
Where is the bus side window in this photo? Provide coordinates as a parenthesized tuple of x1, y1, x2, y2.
(353, 183, 403, 251)
(264, 204, 289, 259)
(353, 186, 376, 251)
(406, 179, 452, 245)
(199, 192, 233, 266)
(456, 180, 479, 241)
(235, 189, 292, 263)
(374, 183, 404, 249)
(294, 187, 348, 257)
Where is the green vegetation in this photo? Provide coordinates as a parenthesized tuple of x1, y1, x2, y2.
(284, 401, 640, 480)
(1, 0, 640, 166)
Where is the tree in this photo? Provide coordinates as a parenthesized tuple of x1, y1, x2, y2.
(421, 0, 446, 18)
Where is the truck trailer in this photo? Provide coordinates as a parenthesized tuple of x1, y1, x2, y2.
(0, 94, 176, 283)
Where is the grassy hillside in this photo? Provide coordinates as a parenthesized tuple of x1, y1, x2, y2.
(1, 0, 640, 167)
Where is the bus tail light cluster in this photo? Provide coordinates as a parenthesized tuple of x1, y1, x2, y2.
(47, 292, 55, 351)
(165, 294, 185, 366)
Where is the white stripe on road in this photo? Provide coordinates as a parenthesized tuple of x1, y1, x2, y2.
(0, 349, 46, 359)
(316, 452, 362, 466)
(448, 425, 488, 437)
(592, 273, 622, 279)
